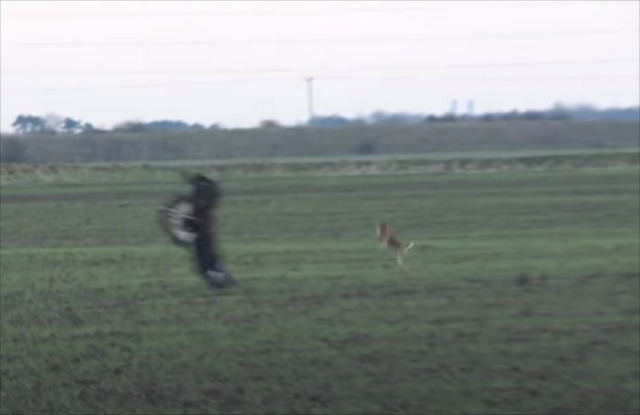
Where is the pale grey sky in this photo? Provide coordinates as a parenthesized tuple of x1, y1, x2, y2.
(1, 1, 638, 131)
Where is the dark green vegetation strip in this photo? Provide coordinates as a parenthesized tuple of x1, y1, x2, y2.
(1, 120, 638, 164)
(1, 166, 639, 414)
(1, 149, 638, 188)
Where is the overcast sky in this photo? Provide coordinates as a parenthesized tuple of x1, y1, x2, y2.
(1, 1, 638, 131)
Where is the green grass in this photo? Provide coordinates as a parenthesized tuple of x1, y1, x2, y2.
(1, 160, 639, 414)
(55, 147, 640, 167)
(1, 149, 638, 187)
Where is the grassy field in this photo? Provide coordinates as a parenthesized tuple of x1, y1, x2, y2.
(1, 156, 639, 414)
(1, 149, 638, 187)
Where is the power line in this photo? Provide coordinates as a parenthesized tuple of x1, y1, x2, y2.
(7, 29, 638, 47)
(2, 6, 457, 18)
(3, 58, 637, 76)
(1, 77, 300, 94)
(3, 3, 585, 18)
(2, 74, 637, 95)
(321, 74, 640, 82)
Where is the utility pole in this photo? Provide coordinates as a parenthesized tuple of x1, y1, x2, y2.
(306, 77, 315, 123)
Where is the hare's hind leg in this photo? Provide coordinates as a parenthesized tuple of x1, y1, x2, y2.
(396, 250, 413, 276)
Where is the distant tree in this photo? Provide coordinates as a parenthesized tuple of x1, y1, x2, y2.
(83, 124, 109, 134)
(146, 120, 192, 132)
(425, 113, 459, 123)
(112, 121, 148, 133)
(440, 114, 459, 123)
(547, 102, 572, 120)
(62, 117, 83, 133)
(112, 119, 214, 132)
(308, 115, 352, 128)
(521, 111, 545, 121)
(350, 117, 368, 126)
(260, 119, 281, 129)
(557, 104, 639, 121)
(42, 113, 65, 133)
(12, 115, 46, 134)
(478, 114, 496, 122)
(11, 115, 29, 134)
(12, 114, 95, 135)
(366, 111, 426, 125)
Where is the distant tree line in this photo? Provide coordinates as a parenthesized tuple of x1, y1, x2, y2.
(11, 114, 96, 135)
(7, 103, 640, 136)
(309, 104, 640, 127)
(111, 120, 220, 133)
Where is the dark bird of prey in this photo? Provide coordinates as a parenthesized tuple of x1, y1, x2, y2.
(159, 172, 236, 289)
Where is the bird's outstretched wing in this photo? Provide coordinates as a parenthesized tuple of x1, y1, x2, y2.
(159, 195, 198, 246)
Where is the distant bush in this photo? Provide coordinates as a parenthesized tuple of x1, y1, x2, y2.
(355, 141, 377, 155)
(0, 139, 27, 163)
(259, 120, 282, 129)
(112, 121, 148, 133)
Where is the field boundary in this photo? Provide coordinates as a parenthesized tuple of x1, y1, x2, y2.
(1, 150, 638, 186)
